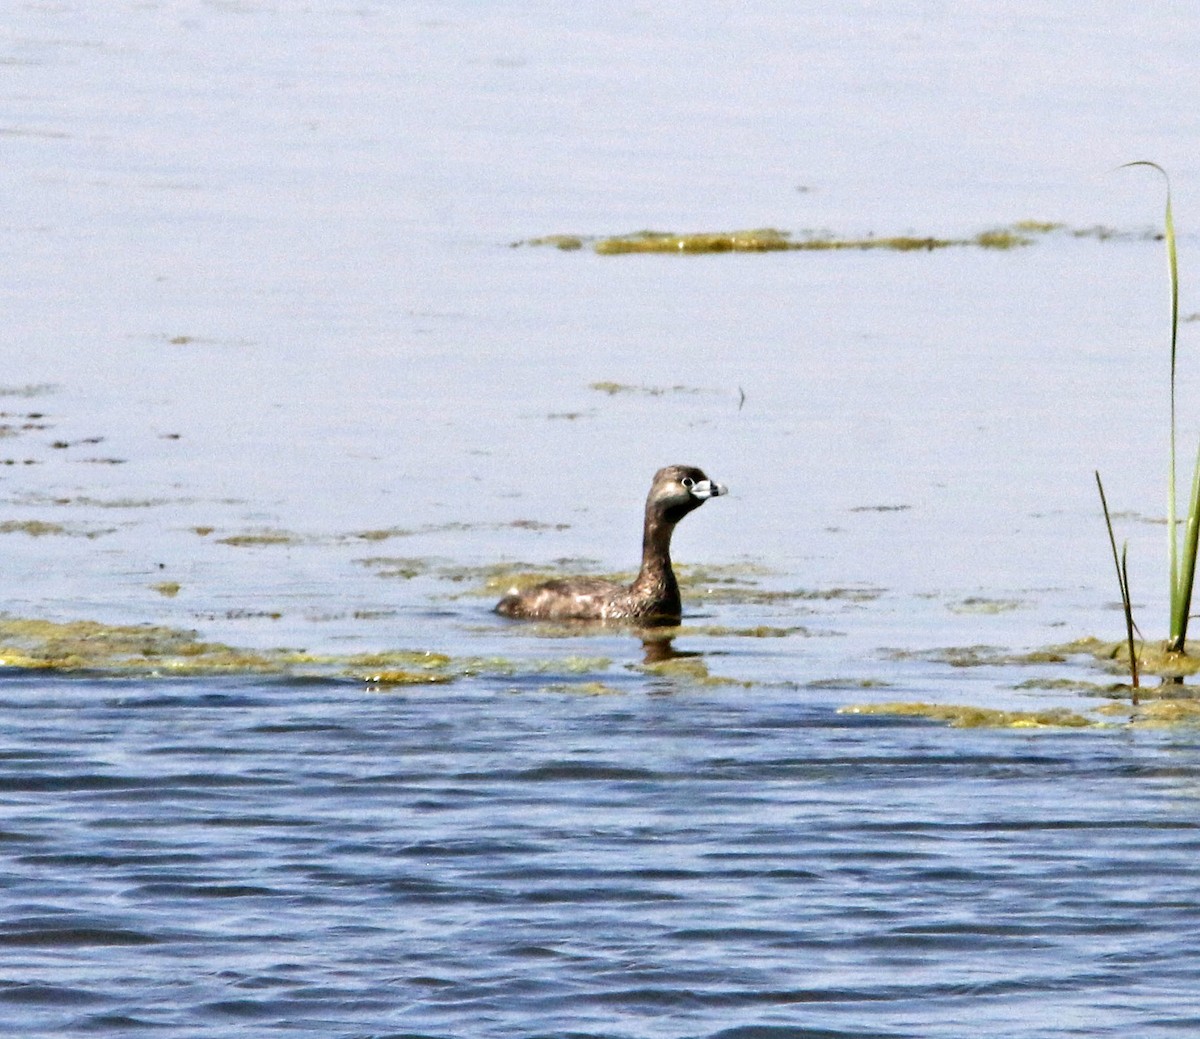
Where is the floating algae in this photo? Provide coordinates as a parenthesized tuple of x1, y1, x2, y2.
(0, 616, 575, 685)
(806, 677, 894, 690)
(589, 381, 712, 397)
(353, 556, 443, 580)
(1014, 676, 1125, 695)
(538, 681, 625, 696)
(682, 624, 808, 638)
(838, 702, 1094, 729)
(516, 224, 1055, 255)
(947, 597, 1024, 615)
(217, 529, 305, 547)
(1097, 699, 1200, 726)
(888, 644, 1075, 668)
(1078, 637, 1200, 680)
(0, 520, 71, 536)
(364, 670, 456, 687)
(598, 228, 795, 253)
(0, 616, 298, 674)
(519, 234, 585, 251)
(703, 584, 883, 607)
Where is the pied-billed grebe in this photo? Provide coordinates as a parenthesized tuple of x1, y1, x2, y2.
(495, 464, 727, 624)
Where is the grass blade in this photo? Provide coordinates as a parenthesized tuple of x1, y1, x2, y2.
(1096, 470, 1140, 695)
(1120, 546, 1139, 699)
(1122, 161, 1185, 650)
(1174, 440, 1200, 649)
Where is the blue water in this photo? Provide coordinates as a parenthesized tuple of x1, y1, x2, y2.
(6, 1, 1200, 1036)
(2, 668, 1200, 1038)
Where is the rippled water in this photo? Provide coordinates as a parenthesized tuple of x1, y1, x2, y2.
(4, 673, 1200, 1038)
(7, 1, 1200, 1036)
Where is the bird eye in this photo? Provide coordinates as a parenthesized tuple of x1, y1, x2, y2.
(681, 477, 695, 489)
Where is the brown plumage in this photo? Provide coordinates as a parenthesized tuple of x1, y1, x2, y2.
(495, 465, 727, 625)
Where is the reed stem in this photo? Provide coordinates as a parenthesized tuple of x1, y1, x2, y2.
(1096, 471, 1139, 698)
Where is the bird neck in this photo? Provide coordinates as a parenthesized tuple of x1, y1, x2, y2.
(633, 512, 679, 601)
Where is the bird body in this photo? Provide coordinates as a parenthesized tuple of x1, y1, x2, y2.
(495, 465, 726, 625)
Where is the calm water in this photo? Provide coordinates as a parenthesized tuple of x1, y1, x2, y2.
(6, 1, 1200, 1036)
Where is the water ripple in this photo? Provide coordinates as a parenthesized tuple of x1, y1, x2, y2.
(0, 677, 1199, 1037)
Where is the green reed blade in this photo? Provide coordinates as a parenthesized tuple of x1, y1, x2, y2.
(1096, 470, 1139, 691)
(1123, 161, 1186, 648)
(1121, 544, 1140, 697)
(1173, 441, 1200, 648)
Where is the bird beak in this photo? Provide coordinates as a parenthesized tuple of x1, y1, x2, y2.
(689, 479, 727, 499)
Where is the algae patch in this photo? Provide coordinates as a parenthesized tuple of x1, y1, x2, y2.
(589, 381, 714, 397)
(888, 644, 1074, 668)
(0, 520, 70, 537)
(538, 681, 625, 696)
(520, 234, 586, 251)
(217, 529, 304, 548)
(1097, 699, 1200, 726)
(1071, 636, 1200, 680)
(0, 518, 114, 539)
(0, 615, 624, 688)
(516, 224, 1052, 255)
(838, 701, 1094, 728)
(0, 617, 292, 674)
(364, 670, 456, 688)
(947, 597, 1024, 615)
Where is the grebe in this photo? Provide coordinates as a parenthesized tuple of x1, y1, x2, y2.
(495, 465, 727, 624)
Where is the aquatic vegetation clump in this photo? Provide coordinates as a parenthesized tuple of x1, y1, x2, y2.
(1079, 636, 1200, 681)
(1095, 163, 1200, 669)
(1097, 699, 1200, 726)
(589, 381, 712, 397)
(516, 224, 1058, 256)
(0, 615, 621, 686)
(518, 234, 586, 251)
(684, 624, 807, 638)
(0, 519, 70, 537)
(594, 229, 794, 254)
(947, 597, 1024, 615)
(839, 701, 1094, 728)
(538, 681, 624, 696)
(0, 616, 288, 673)
(1013, 220, 1065, 234)
(889, 644, 1086, 668)
(806, 677, 894, 690)
(364, 670, 455, 687)
(217, 529, 304, 547)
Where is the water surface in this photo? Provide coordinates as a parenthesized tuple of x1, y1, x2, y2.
(4, 2, 1200, 1036)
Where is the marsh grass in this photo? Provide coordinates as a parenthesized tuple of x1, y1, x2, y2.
(1097, 164, 1200, 682)
(1095, 470, 1139, 698)
(1124, 163, 1200, 657)
(1145, 164, 1200, 655)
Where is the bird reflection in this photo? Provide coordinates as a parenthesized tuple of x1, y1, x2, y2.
(639, 633, 702, 665)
